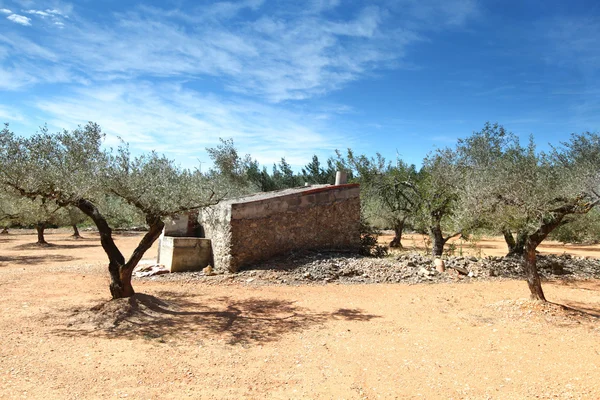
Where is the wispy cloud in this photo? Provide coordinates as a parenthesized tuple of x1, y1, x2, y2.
(0, 105, 24, 121)
(1, 0, 479, 100)
(0, 8, 12, 14)
(0, 0, 486, 166)
(7, 13, 31, 25)
(33, 82, 347, 167)
(24, 8, 67, 18)
(543, 16, 600, 71)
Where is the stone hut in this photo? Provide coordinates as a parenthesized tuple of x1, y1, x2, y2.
(158, 183, 361, 273)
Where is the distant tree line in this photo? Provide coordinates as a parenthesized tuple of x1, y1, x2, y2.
(1, 122, 599, 301)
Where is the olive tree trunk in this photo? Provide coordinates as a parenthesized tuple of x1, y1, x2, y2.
(522, 216, 568, 301)
(36, 223, 47, 245)
(429, 224, 447, 257)
(523, 239, 546, 301)
(389, 218, 406, 248)
(71, 224, 82, 239)
(75, 198, 164, 299)
(503, 229, 526, 257)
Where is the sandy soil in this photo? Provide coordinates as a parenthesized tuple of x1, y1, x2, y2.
(379, 233, 600, 258)
(1, 230, 600, 399)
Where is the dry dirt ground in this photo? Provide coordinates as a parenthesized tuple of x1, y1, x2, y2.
(1, 230, 600, 399)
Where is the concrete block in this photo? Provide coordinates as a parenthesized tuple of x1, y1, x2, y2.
(158, 236, 213, 273)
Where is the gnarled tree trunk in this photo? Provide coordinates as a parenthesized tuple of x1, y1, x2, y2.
(389, 218, 406, 248)
(523, 239, 546, 301)
(71, 224, 82, 239)
(430, 224, 447, 257)
(36, 223, 47, 245)
(522, 215, 568, 301)
(75, 198, 164, 299)
(503, 229, 526, 257)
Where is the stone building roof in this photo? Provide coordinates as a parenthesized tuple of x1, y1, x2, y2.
(220, 183, 360, 206)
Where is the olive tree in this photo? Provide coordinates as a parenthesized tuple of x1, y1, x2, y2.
(413, 150, 467, 257)
(0, 123, 220, 299)
(462, 127, 600, 301)
(345, 150, 418, 248)
(455, 123, 529, 256)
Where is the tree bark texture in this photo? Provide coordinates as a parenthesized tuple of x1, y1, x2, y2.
(119, 218, 165, 298)
(504, 230, 526, 257)
(523, 240, 546, 301)
(389, 219, 405, 248)
(430, 225, 446, 257)
(36, 223, 47, 245)
(503, 229, 516, 254)
(75, 198, 165, 299)
(75, 199, 128, 299)
(522, 215, 567, 301)
(71, 224, 82, 238)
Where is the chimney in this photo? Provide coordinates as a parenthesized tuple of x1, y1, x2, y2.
(335, 171, 348, 185)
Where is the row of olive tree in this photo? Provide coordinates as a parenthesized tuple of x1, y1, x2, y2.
(344, 123, 599, 301)
(3, 122, 598, 303)
(0, 123, 221, 299)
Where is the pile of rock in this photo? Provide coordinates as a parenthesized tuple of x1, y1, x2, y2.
(136, 251, 600, 285)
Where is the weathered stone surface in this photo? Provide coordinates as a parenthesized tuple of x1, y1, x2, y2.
(199, 203, 233, 272)
(200, 185, 361, 273)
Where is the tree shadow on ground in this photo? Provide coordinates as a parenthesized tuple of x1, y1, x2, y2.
(0, 254, 79, 266)
(551, 301, 600, 319)
(64, 237, 99, 242)
(11, 242, 99, 251)
(52, 292, 382, 345)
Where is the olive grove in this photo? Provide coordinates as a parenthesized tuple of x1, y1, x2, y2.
(455, 125, 600, 300)
(0, 123, 220, 299)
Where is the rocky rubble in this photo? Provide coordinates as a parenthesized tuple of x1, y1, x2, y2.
(137, 251, 600, 286)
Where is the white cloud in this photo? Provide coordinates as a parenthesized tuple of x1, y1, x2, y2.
(7, 14, 31, 25)
(0, 8, 12, 14)
(25, 8, 69, 18)
(25, 9, 50, 17)
(0, 1, 478, 101)
(0, 105, 24, 121)
(33, 82, 348, 167)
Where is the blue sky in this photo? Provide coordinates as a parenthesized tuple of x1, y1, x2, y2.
(1, 0, 599, 170)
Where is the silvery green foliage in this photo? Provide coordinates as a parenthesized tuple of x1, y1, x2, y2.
(345, 150, 418, 231)
(205, 138, 260, 197)
(0, 122, 105, 205)
(107, 144, 219, 219)
(415, 148, 464, 233)
(0, 122, 220, 224)
(457, 124, 600, 236)
(551, 207, 600, 244)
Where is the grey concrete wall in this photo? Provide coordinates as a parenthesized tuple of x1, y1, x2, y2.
(158, 237, 213, 272)
(163, 211, 201, 237)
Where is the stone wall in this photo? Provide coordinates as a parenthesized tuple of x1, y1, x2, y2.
(199, 203, 234, 272)
(199, 184, 361, 273)
(228, 185, 360, 272)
